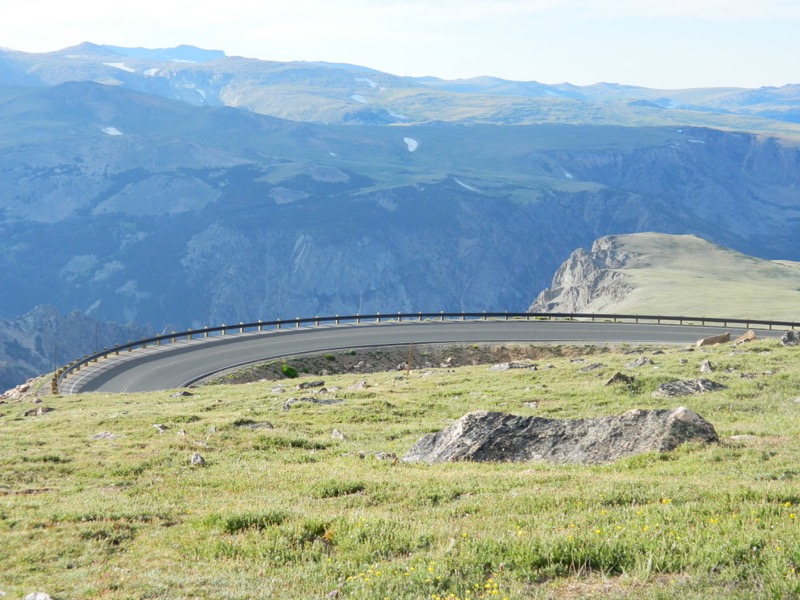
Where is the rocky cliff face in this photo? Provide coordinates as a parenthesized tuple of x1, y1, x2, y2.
(529, 236, 637, 313)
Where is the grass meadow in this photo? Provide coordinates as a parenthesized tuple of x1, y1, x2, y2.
(2, 339, 800, 599)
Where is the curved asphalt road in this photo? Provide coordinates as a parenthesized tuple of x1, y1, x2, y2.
(63, 320, 783, 394)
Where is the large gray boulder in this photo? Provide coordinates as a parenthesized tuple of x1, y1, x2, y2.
(403, 407, 717, 465)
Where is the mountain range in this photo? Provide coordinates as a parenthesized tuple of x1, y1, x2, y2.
(1, 43, 799, 389)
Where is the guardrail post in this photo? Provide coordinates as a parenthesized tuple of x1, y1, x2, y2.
(398, 312, 402, 322)
(221, 324, 226, 335)
(440, 311, 444, 321)
(141, 338, 147, 349)
(295, 318, 300, 328)
(418, 312, 422, 322)
(277, 319, 281, 330)
(127, 340, 133, 352)
(239, 322, 244, 333)
(204, 328, 209, 338)
(377, 313, 381, 323)
(335, 315, 340, 325)
(187, 329, 193, 340)
(115, 344, 120, 356)
(356, 314, 361, 324)
(171, 332, 177, 343)
(315, 316, 320, 326)
(257, 320, 263, 332)
(482, 311, 486, 320)
(461, 314, 466, 321)
(505, 312, 509, 320)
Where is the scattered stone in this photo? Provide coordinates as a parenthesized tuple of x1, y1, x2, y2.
(171, 390, 193, 397)
(153, 424, 169, 434)
(652, 378, 727, 398)
(191, 452, 206, 466)
(524, 401, 539, 409)
(0, 380, 32, 402)
(652, 350, 665, 355)
(735, 330, 757, 344)
(24, 406, 54, 417)
(271, 385, 286, 394)
(24, 593, 53, 600)
(331, 429, 347, 441)
(739, 373, 757, 379)
(282, 397, 345, 411)
(403, 407, 718, 465)
(375, 452, 398, 462)
(729, 434, 757, 442)
(235, 421, 274, 430)
(31, 397, 42, 404)
(489, 362, 537, 372)
(679, 358, 689, 365)
(208, 426, 216, 434)
(700, 359, 714, 373)
(297, 380, 325, 390)
(696, 332, 731, 347)
(627, 356, 653, 368)
(780, 330, 800, 347)
(349, 380, 370, 390)
(90, 432, 123, 441)
(605, 372, 635, 386)
(579, 363, 604, 372)
(177, 429, 187, 436)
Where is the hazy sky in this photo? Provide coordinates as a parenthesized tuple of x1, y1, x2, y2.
(1, 0, 797, 89)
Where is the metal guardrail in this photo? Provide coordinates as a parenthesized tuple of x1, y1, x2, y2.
(51, 311, 800, 394)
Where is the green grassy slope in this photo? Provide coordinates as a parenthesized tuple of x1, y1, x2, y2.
(2, 341, 800, 598)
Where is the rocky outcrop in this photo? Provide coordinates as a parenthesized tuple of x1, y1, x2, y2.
(402, 407, 718, 465)
(528, 237, 635, 313)
(696, 333, 730, 347)
(652, 378, 726, 398)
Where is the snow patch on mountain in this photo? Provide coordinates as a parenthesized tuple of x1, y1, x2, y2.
(103, 62, 135, 73)
(350, 94, 367, 103)
(102, 127, 123, 136)
(404, 137, 418, 152)
(454, 178, 479, 192)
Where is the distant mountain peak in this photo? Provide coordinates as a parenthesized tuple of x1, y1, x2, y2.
(101, 44, 226, 63)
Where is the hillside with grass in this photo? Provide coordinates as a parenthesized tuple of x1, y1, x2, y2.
(2, 339, 800, 598)
(530, 233, 800, 321)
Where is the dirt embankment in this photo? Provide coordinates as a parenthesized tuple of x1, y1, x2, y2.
(206, 343, 611, 385)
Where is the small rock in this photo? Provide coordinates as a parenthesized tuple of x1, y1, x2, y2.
(605, 372, 634, 386)
(331, 429, 347, 441)
(153, 424, 169, 434)
(780, 330, 800, 347)
(700, 359, 714, 373)
(24, 593, 52, 600)
(696, 332, 730, 347)
(171, 390, 193, 397)
(297, 380, 325, 390)
(24, 406, 54, 417)
(652, 350, 665, 355)
(627, 356, 653, 368)
(375, 452, 398, 462)
(271, 385, 286, 394)
(652, 378, 726, 398)
(679, 358, 688, 365)
(524, 401, 539, 409)
(90, 432, 123, 440)
(177, 429, 187, 436)
(735, 330, 757, 344)
(579, 363, 604, 372)
(349, 380, 370, 390)
(191, 452, 206, 466)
